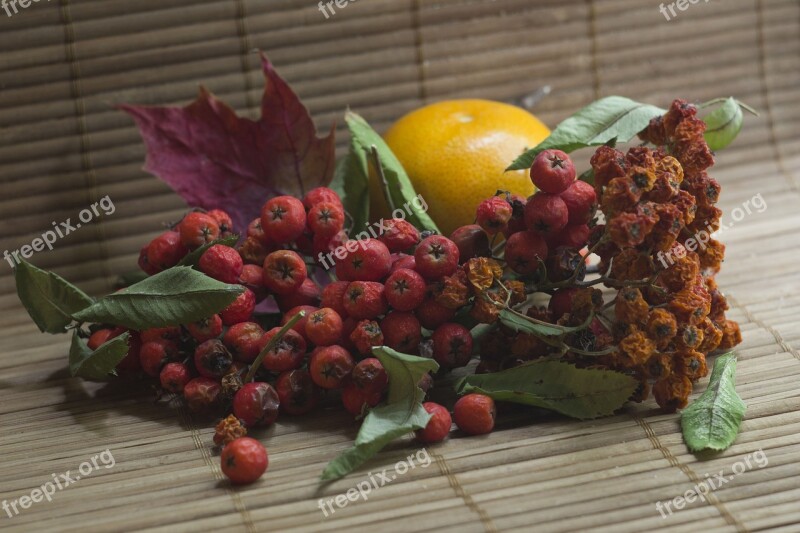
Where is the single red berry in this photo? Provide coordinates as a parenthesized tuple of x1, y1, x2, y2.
(139, 340, 179, 378)
(114, 330, 142, 375)
(384, 268, 426, 312)
(309, 345, 355, 389)
(224, 322, 265, 363)
(207, 209, 234, 236)
(220, 288, 256, 325)
(186, 314, 223, 343)
(87, 328, 116, 350)
(302, 187, 342, 211)
(275, 278, 320, 313)
(262, 250, 307, 296)
(221, 437, 268, 485)
(550, 224, 590, 250)
(349, 320, 384, 356)
(305, 307, 343, 346)
(335, 238, 392, 282)
(160, 362, 191, 393)
(275, 369, 319, 415)
(280, 305, 318, 342)
(453, 393, 496, 435)
(432, 323, 473, 369)
(146, 231, 189, 272)
(247, 217, 272, 246)
(524, 192, 569, 234)
(320, 281, 350, 318)
(233, 382, 280, 427)
(414, 236, 460, 280)
(378, 218, 421, 252)
(351, 357, 389, 397)
(341, 382, 381, 416)
(141, 326, 182, 344)
(343, 281, 388, 319)
(415, 297, 457, 330)
(238, 236, 270, 266)
(198, 245, 243, 284)
(559, 180, 597, 225)
(238, 264, 268, 301)
(183, 377, 222, 412)
(261, 196, 306, 244)
(194, 339, 233, 379)
(380, 311, 422, 353)
(179, 212, 221, 249)
(307, 201, 345, 239)
(476, 196, 513, 235)
(530, 149, 576, 194)
(138, 245, 158, 275)
(504, 193, 528, 237)
(390, 253, 416, 273)
(258, 327, 307, 373)
(450, 224, 491, 263)
(415, 402, 452, 443)
(504, 230, 548, 275)
(548, 287, 578, 321)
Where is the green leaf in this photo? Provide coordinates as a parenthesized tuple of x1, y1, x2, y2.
(73, 267, 243, 330)
(681, 352, 746, 452)
(701, 97, 744, 151)
(457, 360, 638, 419)
(506, 96, 666, 171)
(14, 260, 94, 334)
(321, 347, 439, 481)
(344, 111, 440, 234)
(331, 150, 370, 235)
(177, 234, 240, 267)
(68, 330, 130, 381)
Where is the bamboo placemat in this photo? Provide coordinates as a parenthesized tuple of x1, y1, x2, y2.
(1, 0, 799, 531)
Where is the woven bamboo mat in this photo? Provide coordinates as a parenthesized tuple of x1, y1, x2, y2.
(1, 0, 799, 531)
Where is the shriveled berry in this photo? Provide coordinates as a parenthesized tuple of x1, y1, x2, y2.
(504, 230, 548, 275)
(186, 314, 223, 343)
(335, 238, 392, 282)
(432, 323, 473, 369)
(179, 212, 220, 249)
(530, 149, 576, 194)
(349, 320, 384, 355)
(415, 402, 452, 443)
(194, 339, 233, 379)
(233, 382, 280, 427)
(305, 307, 343, 346)
(199, 245, 243, 284)
(351, 357, 389, 397)
(275, 278, 320, 312)
(380, 311, 422, 353)
(378, 218, 421, 252)
(260, 196, 306, 244)
(453, 393, 496, 436)
(559, 180, 597, 224)
(160, 362, 191, 393)
(224, 322, 265, 363)
(302, 187, 342, 211)
(308, 202, 345, 239)
(221, 437, 268, 485)
(524, 192, 569, 234)
(263, 250, 307, 295)
(309, 345, 355, 389)
(258, 327, 307, 372)
(184, 377, 222, 412)
(220, 288, 256, 325)
(414, 236, 460, 279)
(384, 268, 426, 312)
(343, 281, 388, 319)
(476, 196, 513, 235)
(146, 231, 189, 271)
(275, 369, 319, 415)
(320, 281, 350, 318)
(450, 224, 491, 263)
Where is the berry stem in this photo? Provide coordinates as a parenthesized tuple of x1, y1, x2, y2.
(244, 310, 306, 383)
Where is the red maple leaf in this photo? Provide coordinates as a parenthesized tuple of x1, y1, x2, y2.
(119, 53, 336, 233)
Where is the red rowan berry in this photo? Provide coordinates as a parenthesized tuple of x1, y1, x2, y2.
(504, 230, 548, 275)
(454, 393, 496, 435)
(341, 382, 381, 416)
(238, 236, 270, 266)
(179, 212, 220, 249)
(141, 326, 182, 344)
(138, 244, 159, 276)
(199, 245, 243, 284)
(247, 217, 271, 246)
(414, 236, 460, 280)
(280, 305, 318, 341)
(275, 278, 320, 312)
(450, 224, 491, 263)
(194, 339, 233, 379)
(186, 314, 223, 343)
(530, 149, 576, 194)
(351, 357, 388, 397)
(139, 340, 179, 378)
(146, 231, 190, 272)
(87, 328, 116, 350)
(432, 323, 473, 369)
(335, 238, 392, 282)
(220, 288, 256, 325)
(415, 402, 452, 443)
(261, 196, 306, 244)
(224, 322, 265, 363)
(343, 281, 388, 319)
(349, 320, 384, 355)
(313, 229, 348, 260)
(550, 223, 590, 250)
(524, 192, 569, 234)
(415, 298, 456, 330)
(238, 264, 268, 301)
(262, 250, 307, 296)
(320, 281, 350, 318)
(115, 330, 142, 375)
(378, 218, 421, 252)
(390, 253, 416, 272)
(184, 377, 222, 412)
(308, 202, 345, 239)
(221, 437, 268, 485)
(302, 187, 342, 211)
(476, 196, 513, 235)
(207, 209, 234, 236)
(559, 180, 597, 225)
(384, 268, 426, 312)
(160, 362, 191, 393)
(258, 327, 307, 372)
(305, 307, 343, 346)
(233, 382, 280, 427)
(309, 345, 355, 389)
(275, 369, 319, 415)
(380, 311, 422, 353)
(504, 193, 528, 236)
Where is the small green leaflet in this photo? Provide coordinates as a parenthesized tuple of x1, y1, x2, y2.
(701, 97, 752, 151)
(506, 96, 665, 171)
(73, 267, 243, 330)
(321, 347, 439, 481)
(177, 234, 240, 267)
(68, 330, 130, 381)
(457, 360, 638, 419)
(343, 111, 440, 234)
(681, 352, 746, 452)
(14, 260, 94, 334)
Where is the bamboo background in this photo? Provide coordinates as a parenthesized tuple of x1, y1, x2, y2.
(1, 0, 799, 531)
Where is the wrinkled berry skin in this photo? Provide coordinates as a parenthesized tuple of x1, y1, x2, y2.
(302, 187, 342, 211)
(349, 320, 384, 355)
(351, 357, 389, 398)
(233, 382, 280, 427)
(530, 149, 576, 194)
(384, 268, 426, 312)
(224, 322, 265, 363)
(184, 377, 222, 412)
(146, 231, 189, 272)
(305, 307, 343, 346)
(275, 278, 320, 313)
(320, 281, 350, 318)
(560, 180, 597, 225)
(453, 394, 496, 436)
(258, 327, 307, 373)
(309, 345, 355, 389)
(335, 238, 392, 282)
(450, 224, 491, 263)
(194, 339, 233, 379)
(416, 402, 452, 443)
(308, 202, 345, 239)
(476, 196, 513, 235)
(221, 437, 268, 485)
(179, 212, 221, 249)
(414, 236, 460, 280)
(199, 245, 244, 284)
(262, 250, 307, 295)
(160, 362, 191, 393)
(380, 311, 422, 353)
(261, 195, 307, 244)
(524, 192, 569, 234)
(343, 281, 388, 319)
(504, 230, 548, 276)
(432, 323, 473, 369)
(186, 314, 223, 343)
(378, 218, 421, 252)
(275, 369, 319, 415)
(341, 382, 381, 416)
(220, 288, 256, 326)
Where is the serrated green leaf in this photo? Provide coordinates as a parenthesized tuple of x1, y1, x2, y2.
(499, 308, 591, 337)
(68, 330, 130, 381)
(506, 96, 665, 171)
(456, 360, 637, 419)
(177, 234, 240, 267)
(702, 97, 744, 151)
(73, 267, 243, 330)
(344, 111, 440, 234)
(681, 352, 746, 452)
(331, 150, 370, 235)
(14, 260, 94, 334)
(321, 347, 439, 481)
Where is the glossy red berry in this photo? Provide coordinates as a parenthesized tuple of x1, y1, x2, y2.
(87, 328, 116, 350)
(335, 238, 392, 282)
(183, 377, 222, 412)
(307, 201, 345, 239)
(415, 402, 452, 443)
(349, 320, 384, 355)
(224, 322, 265, 363)
(262, 250, 307, 295)
(476, 196, 513, 235)
(247, 217, 271, 246)
(343, 281, 388, 319)
(432, 323, 473, 369)
(453, 393, 496, 435)
(220, 288, 256, 326)
(320, 281, 350, 318)
(194, 339, 233, 379)
(390, 253, 416, 272)
(378, 218, 421, 253)
(450, 224, 491, 263)
(309, 345, 355, 389)
(504, 230, 548, 275)
(258, 327, 307, 372)
(280, 305, 318, 342)
(145, 231, 190, 272)
(261, 196, 307, 244)
(186, 314, 223, 343)
(384, 268, 426, 312)
(179, 212, 220, 249)
(559, 180, 597, 225)
(207, 209, 234, 236)
(530, 149, 576, 194)
(305, 307, 343, 346)
(524, 192, 569, 234)
(414, 236, 460, 280)
(275, 369, 319, 415)
(160, 362, 191, 393)
(221, 437, 268, 485)
(380, 311, 422, 353)
(302, 187, 342, 211)
(198, 245, 243, 284)
(233, 382, 280, 427)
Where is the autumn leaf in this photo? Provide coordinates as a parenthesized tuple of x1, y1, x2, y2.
(119, 52, 336, 232)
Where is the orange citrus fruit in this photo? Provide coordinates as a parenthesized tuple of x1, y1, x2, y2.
(371, 99, 550, 236)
